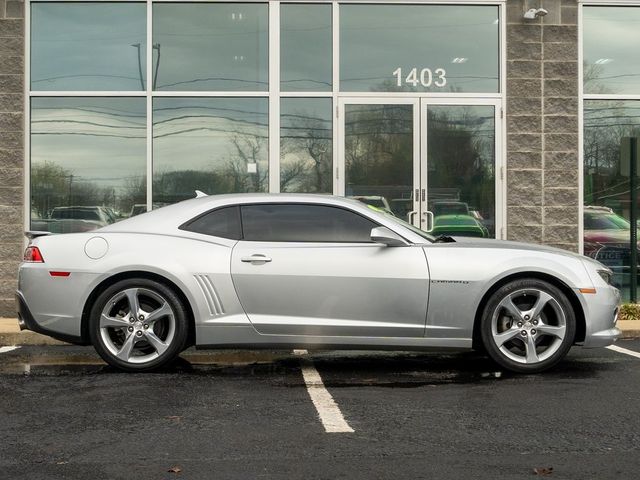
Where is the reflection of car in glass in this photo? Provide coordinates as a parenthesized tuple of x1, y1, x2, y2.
(583, 207, 640, 290)
(18, 194, 620, 374)
(431, 201, 470, 217)
(130, 203, 170, 217)
(50, 206, 115, 226)
(431, 214, 489, 238)
(349, 195, 393, 215)
(583, 207, 639, 257)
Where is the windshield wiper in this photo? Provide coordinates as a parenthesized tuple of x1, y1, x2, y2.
(434, 235, 456, 243)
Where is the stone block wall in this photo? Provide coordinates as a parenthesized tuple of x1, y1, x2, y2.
(0, 0, 24, 317)
(506, 0, 580, 251)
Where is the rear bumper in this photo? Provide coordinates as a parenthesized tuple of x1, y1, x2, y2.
(16, 291, 86, 345)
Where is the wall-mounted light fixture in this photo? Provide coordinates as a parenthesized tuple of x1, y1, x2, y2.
(524, 7, 548, 20)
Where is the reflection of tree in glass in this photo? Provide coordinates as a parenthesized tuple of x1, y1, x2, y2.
(345, 105, 413, 217)
(280, 109, 332, 193)
(583, 62, 613, 95)
(584, 100, 640, 207)
(427, 106, 495, 232)
(227, 134, 268, 193)
(153, 132, 268, 204)
(31, 161, 142, 218)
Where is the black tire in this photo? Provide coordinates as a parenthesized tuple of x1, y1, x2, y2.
(480, 278, 576, 374)
(89, 278, 189, 372)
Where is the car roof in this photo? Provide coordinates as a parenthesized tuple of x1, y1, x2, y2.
(98, 193, 428, 243)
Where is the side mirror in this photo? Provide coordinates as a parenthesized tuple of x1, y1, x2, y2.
(370, 226, 408, 247)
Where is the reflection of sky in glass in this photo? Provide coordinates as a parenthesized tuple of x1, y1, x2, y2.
(31, 3, 147, 91)
(31, 98, 147, 190)
(280, 98, 332, 193)
(153, 98, 268, 200)
(584, 7, 640, 95)
(340, 5, 499, 93)
(153, 4, 268, 91)
(281, 5, 332, 91)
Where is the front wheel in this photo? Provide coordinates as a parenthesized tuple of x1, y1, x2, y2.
(89, 278, 189, 372)
(480, 279, 576, 373)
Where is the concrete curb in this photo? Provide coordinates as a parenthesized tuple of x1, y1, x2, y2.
(1, 318, 639, 346)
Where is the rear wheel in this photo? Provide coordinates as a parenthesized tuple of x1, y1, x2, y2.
(89, 278, 189, 372)
(480, 279, 576, 373)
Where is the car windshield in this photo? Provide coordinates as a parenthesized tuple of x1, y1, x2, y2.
(363, 204, 435, 242)
(584, 212, 630, 231)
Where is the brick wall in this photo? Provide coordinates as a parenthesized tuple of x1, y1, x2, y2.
(0, 0, 24, 317)
(506, 0, 579, 252)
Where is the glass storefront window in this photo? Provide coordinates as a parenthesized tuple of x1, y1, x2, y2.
(280, 98, 332, 193)
(584, 100, 640, 301)
(340, 5, 499, 93)
(27, 2, 505, 237)
(30, 98, 147, 232)
(31, 3, 147, 91)
(280, 4, 332, 92)
(153, 98, 268, 204)
(584, 7, 640, 95)
(152, 3, 268, 91)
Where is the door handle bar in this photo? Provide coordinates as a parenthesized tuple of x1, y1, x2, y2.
(424, 211, 434, 232)
(241, 255, 272, 263)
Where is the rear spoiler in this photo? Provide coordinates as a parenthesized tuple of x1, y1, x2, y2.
(25, 231, 52, 240)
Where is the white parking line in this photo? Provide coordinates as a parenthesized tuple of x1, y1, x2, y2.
(607, 345, 640, 359)
(295, 350, 354, 433)
(0, 346, 20, 354)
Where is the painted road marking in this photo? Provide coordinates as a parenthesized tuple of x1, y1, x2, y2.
(0, 346, 20, 354)
(295, 349, 354, 433)
(607, 345, 640, 359)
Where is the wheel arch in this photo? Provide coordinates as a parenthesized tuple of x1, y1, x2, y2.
(81, 270, 196, 346)
(471, 271, 586, 350)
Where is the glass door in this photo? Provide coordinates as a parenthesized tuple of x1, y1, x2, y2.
(420, 99, 501, 239)
(338, 98, 420, 224)
(338, 98, 502, 237)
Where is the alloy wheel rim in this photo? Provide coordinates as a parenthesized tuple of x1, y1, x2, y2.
(491, 288, 567, 365)
(99, 287, 176, 364)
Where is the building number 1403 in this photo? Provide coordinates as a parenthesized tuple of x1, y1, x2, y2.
(392, 67, 447, 88)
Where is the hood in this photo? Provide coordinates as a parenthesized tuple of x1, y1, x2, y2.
(449, 236, 583, 258)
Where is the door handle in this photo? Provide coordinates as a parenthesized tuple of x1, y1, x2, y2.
(241, 254, 272, 264)
(407, 210, 417, 224)
(422, 211, 434, 232)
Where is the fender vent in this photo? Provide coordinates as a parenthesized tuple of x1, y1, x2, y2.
(194, 274, 225, 316)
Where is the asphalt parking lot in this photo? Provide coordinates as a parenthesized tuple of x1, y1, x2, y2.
(2, 342, 640, 480)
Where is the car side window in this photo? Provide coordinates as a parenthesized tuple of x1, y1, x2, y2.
(181, 206, 242, 240)
(241, 204, 378, 243)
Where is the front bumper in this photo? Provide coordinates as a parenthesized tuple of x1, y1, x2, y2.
(16, 291, 86, 345)
(582, 285, 621, 348)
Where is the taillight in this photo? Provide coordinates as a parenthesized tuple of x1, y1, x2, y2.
(24, 246, 44, 263)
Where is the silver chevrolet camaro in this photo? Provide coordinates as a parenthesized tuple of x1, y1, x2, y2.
(17, 194, 621, 373)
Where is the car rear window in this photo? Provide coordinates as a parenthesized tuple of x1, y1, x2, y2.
(181, 206, 242, 240)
